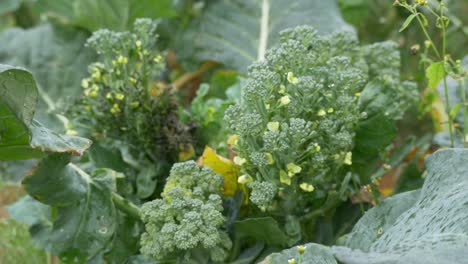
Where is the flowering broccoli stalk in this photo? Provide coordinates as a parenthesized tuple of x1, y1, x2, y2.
(73, 18, 192, 166)
(224, 26, 416, 213)
(140, 161, 232, 263)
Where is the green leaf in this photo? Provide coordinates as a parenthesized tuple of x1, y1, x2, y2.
(351, 113, 397, 178)
(449, 103, 462, 119)
(235, 217, 291, 247)
(180, 0, 353, 72)
(399, 13, 417, 32)
(0, 0, 22, 15)
(35, 0, 176, 32)
(136, 165, 158, 199)
(333, 149, 468, 264)
(21, 153, 119, 258)
(261, 243, 337, 264)
(426, 62, 445, 90)
(0, 63, 91, 160)
(0, 23, 95, 111)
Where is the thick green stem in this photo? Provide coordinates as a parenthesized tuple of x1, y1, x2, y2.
(440, 6, 454, 147)
(112, 193, 142, 220)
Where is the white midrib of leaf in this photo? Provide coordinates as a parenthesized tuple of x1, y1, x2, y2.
(257, 0, 270, 61)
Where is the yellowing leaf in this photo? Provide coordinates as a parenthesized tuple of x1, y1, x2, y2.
(198, 147, 240, 196)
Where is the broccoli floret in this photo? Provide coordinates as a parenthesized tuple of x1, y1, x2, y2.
(140, 161, 232, 263)
(247, 181, 277, 211)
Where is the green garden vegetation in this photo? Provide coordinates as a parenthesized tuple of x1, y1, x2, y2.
(0, 0, 467, 263)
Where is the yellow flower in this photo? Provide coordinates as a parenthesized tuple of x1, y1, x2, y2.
(327, 108, 334, 113)
(317, 109, 326, 116)
(233, 156, 247, 166)
(228, 134, 239, 146)
(117, 55, 128, 64)
(110, 104, 121, 114)
(287, 72, 299, 84)
(299, 183, 315, 192)
(81, 79, 89, 89)
(279, 84, 286, 94)
(115, 93, 125, 101)
(265, 153, 274, 165)
(288, 259, 296, 264)
(267, 121, 279, 132)
(344, 152, 352, 165)
(287, 163, 302, 177)
(154, 55, 163, 63)
(279, 95, 291, 106)
(238, 174, 254, 184)
(297, 245, 306, 254)
(280, 170, 291, 185)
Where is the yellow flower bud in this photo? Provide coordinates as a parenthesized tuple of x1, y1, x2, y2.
(344, 152, 352, 165)
(288, 258, 296, 264)
(265, 153, 274, 165)
(287, 163, 302, 177)
(280, 170, 291, 185)
(327, 108, 334, 113)
(267, 121, 280, 132)
(115, 93, 125, 101)
(287, 72, 299, 84)
(238, 174, 254, 184)
(233, 156, 247, 166)
(300, 183, 315, 192)
(317, 109, 326, 116)
(279, 95, 291, 106)
(279, 84, 286, 94)
(228, 134, 239, 146)
(297, 245, 305, 254)
(81, 79, 89, 89)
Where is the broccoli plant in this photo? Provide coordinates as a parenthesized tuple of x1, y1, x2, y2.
(71, 19, 193, 179)
(140, 161, 232, 263)
(225, 26, 417, 219)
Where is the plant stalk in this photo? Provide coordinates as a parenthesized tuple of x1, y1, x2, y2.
(111, 193, 142, 220)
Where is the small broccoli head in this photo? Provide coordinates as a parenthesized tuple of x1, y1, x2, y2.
(140, 161, 231, 263)
(247, 181, 277, 211)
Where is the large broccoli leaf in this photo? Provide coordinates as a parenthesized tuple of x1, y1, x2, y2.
(333, 148, 468, 264)
(263, 149, 468, 264)
(18, 154, 120, 259)
(0, 65, 91, 160)
(179, 0, 353, 72)
(34, 0, 176, 32)
(0, 23, 95, 110)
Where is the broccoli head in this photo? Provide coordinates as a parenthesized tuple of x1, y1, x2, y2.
(140, 161, 232, 263)
(225, 26, 417, 213)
